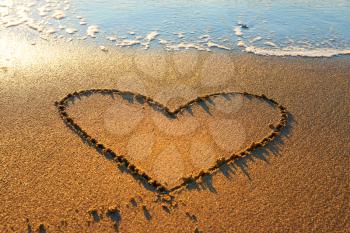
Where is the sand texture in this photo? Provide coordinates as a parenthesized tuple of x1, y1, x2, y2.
(0, 37, 349, 232)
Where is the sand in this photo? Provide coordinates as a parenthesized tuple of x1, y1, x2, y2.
(0, 35, 349, 232)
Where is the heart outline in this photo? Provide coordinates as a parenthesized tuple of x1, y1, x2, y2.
(55, 89, 288, 194)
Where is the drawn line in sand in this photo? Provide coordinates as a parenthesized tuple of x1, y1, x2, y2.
(55, 89, 288, 195)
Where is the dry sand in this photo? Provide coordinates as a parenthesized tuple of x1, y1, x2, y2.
(0, 35, 349, 232)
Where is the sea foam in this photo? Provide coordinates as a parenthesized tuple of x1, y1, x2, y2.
(244, 46, 350, 58)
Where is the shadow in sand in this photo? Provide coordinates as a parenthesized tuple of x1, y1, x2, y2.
(198, 100, 212, 115)
(183, 112, 295, 193)
(89, 210, 101, 223)
(117, 164, 158, 193)
(38, 224, 46, 233)
(143, 206, 152, 221)
(106, 208, 121, 232)
(27, 224, 33, 233)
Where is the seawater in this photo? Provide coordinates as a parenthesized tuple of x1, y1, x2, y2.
(1, 0, 350, 57)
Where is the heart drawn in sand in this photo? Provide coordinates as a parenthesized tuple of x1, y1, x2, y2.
(55, 89, 288, 194)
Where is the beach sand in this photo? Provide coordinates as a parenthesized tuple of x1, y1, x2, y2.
(0, 36, 349, 232)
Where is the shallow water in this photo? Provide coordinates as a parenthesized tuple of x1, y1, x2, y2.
(1, 0, 350, 56)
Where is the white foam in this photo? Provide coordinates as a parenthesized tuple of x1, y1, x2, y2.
(175, 32, 185, 39)
(145, 31, 159, 41)
(250, 36, 262, 43)
(87, 25, 99, 38)
(46, 27, 56, 34)
(106, 36, 118, 41)
(66, 27, 77, 34)
(159, 39, 168, 45)
(40, 34, 49, 41)
(0, 6, 9, 17)
(27, 2, 36, 8)
(199, 34, 210, 39)
(26, 21, 44, 32)
(165, 42, 206, 51)
(5, 18, 27, 28)
(199, 34, 211, 42)
(234, 26, 243, 37)
(52, 10, 65, 20)
(207, 41, 230, 50)
(237, 41, 245, 47)
(116, 39, 141, 47)
(143, 44, 150, 50)
(38, 11, 47, 17)
(37, 6, 48, 17)
(0, 1, 12, 8)
(244, 46, 350, 57)
(264, 41, 278, 47)
(142, 31, 159, 49)
(100, 45, 108, 52)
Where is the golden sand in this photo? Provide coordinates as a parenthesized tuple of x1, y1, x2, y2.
(0, 37, 349, 232)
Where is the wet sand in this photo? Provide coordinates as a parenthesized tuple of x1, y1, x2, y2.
(0, 37, 349, 232)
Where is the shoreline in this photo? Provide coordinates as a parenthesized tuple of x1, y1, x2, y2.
(2, 30, 350, 60)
